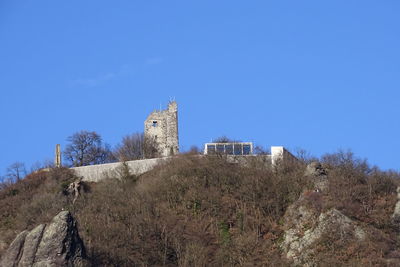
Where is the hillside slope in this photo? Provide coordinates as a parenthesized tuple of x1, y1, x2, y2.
(0, 153, 399, 266)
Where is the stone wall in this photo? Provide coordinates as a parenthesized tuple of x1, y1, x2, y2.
(166, 101, 179, 155)
(72, 157, 168, 182)
(144, 101, 179, 157)
(271, 146, 297, 165)
(71, 147, 295, 182)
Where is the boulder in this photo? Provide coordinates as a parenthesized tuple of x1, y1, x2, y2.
(0, 211, 87, 267)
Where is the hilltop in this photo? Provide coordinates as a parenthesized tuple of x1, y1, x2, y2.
(0, 152, 399, 266)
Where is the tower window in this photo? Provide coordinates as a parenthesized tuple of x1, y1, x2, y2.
(152, 121, 158, 127)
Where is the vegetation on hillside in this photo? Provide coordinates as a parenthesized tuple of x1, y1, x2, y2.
(0, 152, 399, 266)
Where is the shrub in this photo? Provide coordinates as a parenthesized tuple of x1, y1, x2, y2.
(0, 152, 398, 266)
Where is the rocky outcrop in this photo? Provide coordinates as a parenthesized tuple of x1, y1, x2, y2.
(0, 211, 86, 267)
(304, 162, 328, 192)
(0, 231, 29, 267)
(281, 193, 366, 266)
(66, 178, 83, 204)
(19, 225, 45, 266)
(304, 162, 327, 177)
(392, 187, 400, 224)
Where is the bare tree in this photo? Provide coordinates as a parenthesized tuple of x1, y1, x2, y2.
(114, 133, 145, 161)
(6, 162, 26, 183)
(185, 145, 201, 155)
(64, 130, 113, 167)
(294, 148, 317, 164)
(143, 135, 159, 159)
(114, 132, 159, 161)
(213, 136, 239, 143)
(30, 159, 54, 173)
(254, 145, 269, 155)
(0, 175, 7, 189)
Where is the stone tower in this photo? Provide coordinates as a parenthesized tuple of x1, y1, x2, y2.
(55, 144, 62, 168)
(144, 101, 179, 157)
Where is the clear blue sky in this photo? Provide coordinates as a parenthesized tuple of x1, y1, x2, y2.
(1, 0, 400, 174)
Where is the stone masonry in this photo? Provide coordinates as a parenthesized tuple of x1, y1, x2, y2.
(69, 100, 298, 183)
(144, 101, 179, 157)
(55, 144, 61, 168)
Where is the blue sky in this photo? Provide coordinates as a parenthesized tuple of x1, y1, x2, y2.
(1, 0, 400, 174)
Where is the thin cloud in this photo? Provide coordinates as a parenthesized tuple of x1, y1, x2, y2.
(72, 72, 116, 87)
(70, 64, 135, 88)
(70, 59, 162, 88)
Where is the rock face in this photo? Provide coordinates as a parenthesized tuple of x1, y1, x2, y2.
(66, 178, 83, 204)
(392, 187, 400, 224)
(281, 193, 366, 266)
(304, 162, 327, 177)
(304, 162, 328, 192)
(0, 231, 29, 267)
(0, 211, 86, 267)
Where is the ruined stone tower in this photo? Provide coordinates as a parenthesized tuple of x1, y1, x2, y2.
(144, 101, 179, 157)
(55, 144, 62, 168)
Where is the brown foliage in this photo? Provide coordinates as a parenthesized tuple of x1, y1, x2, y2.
(301, 151, 400, 265)
(321, 151, 399, 229)
(64, 130, 113, 167)
(113, 132, 159, 161)
(0, 152, 399, 266)
(0, 168, 76, 256)
(71, 155, 307, 266)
